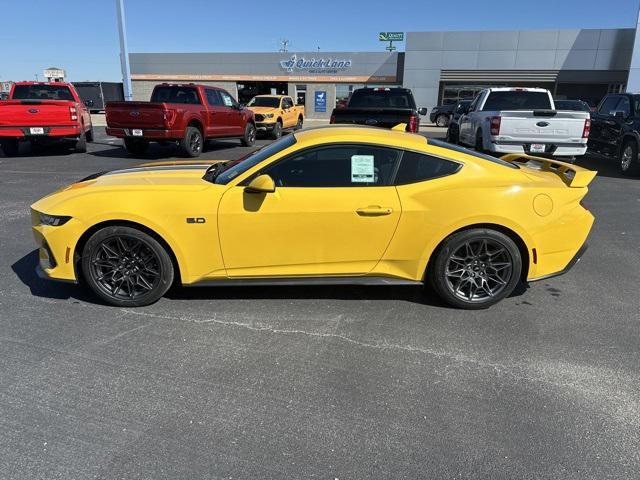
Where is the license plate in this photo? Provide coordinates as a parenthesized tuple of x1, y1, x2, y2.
(530, 143, 545, 153)
(132, 129, 143, 137)
(29, 127, 44, 135)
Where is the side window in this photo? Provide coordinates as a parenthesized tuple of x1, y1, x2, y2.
(599, 96, 621, 115)
(395, 151, 460, 185)
(219, 90, 236, 108)
(205, 89, 223, 106)
(283, 97, 293, 109)
(617, 96, 631, 117)
(261, 145, 400, 187)
(467, 94, 480, 113)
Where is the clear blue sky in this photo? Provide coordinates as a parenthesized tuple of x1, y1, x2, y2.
(1, 0, 639, 82)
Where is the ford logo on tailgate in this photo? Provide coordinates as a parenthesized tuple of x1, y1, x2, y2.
(536, 121, 550, 127)
(129, 111, 140, 117)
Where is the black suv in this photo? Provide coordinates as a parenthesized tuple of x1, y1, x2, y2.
(589, 93, 640, 176)
(429, 103, 457, 127)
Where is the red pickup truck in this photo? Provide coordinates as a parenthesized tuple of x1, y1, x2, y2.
(106, 84, 256, 157)
(0, 82, 93, 156)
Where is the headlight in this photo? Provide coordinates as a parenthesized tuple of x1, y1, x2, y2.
(39, 212, 71, 226)
(264, 113, 274, 118)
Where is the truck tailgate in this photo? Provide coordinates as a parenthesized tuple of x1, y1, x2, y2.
(497, 111, 589, 143)
(106, 101, 168, 128)
(0, 100, 75, 126)
(331, 108, 413, 129)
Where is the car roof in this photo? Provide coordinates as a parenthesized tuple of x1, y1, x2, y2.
(485, 87, 549, 93)
(255, 94, 287, 98)
(293, 125, 428, 150)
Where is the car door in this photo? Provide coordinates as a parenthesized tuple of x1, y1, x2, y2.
(219, 90, 244, 136)
(281, 96, 295, 128)
(204, 88, 227, 137)
(217, 144, 402, 277)
(589, 95, 621, 154)
(459, 94, 480, 145)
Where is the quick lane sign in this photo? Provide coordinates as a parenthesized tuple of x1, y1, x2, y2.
(379, 32, 404, 42)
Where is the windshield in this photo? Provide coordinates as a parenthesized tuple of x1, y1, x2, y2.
(151, 86, 200, 104)
(210, 134, 297, 185)
(429, 139, 519, 169)
(347, 89, 416, 109)
(12, 84, 74, 101)
(248, 97, 280, 108)
(482, 91, 552, 111)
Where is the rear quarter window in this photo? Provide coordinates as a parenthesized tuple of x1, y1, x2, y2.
(395, 151, 461, 185)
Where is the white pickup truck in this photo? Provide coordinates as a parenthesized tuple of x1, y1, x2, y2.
(455, 88, 590, 158)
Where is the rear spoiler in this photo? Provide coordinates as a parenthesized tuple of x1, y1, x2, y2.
(500, 154, 597, 188)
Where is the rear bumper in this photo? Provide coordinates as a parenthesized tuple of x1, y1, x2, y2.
(528, 243, 588, 282)
(106, 127, 183, 140)
(488, 139, 587, 157)
(0, 125, 81, 139)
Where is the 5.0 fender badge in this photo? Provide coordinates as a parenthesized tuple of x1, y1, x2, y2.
(186, 217, 206, 224)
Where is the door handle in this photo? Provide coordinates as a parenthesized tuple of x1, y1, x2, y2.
(356, 206, 393, 216)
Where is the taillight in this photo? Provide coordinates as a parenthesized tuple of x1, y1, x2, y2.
(163, 109, 176, 127)
(329, 114, 336, 124)
(408, 114, 418, 133)
(490, 116, 501, 136)
(582, 118, 591, 138)
(69, 106, 77, 121)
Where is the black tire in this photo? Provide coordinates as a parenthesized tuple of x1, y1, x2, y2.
(81, 226, 174, 307)
(1, 139, 19, 157)
(241, 123, 256, 146)
(86, 127, 94, 143)
(124, 137, 149, 156)
(475, 129, 484, 153)
(429, 228, 522, 310)
(435, 114, 449, 128)
(75, 130, 87, 153)
(294, 116, 303, 130)
(270, 120, 282, 140)
(180, 126, 203, 157)
(446, 126, 459, 145)
(620, 139, 640, 176)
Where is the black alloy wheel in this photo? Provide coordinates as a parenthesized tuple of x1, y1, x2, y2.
(241, 123, 256, 146)
(295, 116, 303, 130)
(620, 140, 640, 176)
(430, 229, 521, 309)
(270, 121, 282, 140)
(181, 126, 203, 157)
(435, 114, 449, 128)
(82, 226, 174, 307)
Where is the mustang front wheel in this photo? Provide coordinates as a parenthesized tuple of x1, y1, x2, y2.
(81, 226, 174, 307)
(430, 229, 522, 309)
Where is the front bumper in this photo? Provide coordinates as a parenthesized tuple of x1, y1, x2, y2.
(105, 127, 183, 140)
(255, 122, 276, 132)
(31, 217, 82, 283)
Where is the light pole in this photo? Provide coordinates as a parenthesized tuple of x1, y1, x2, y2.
(116, 0, 133, 101)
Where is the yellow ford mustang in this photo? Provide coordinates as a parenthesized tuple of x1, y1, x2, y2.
(31, 125, 595, 309)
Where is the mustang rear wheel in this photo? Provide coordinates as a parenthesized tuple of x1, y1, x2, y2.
(81, 226, 174, 307)
(430, 229, 521, 309)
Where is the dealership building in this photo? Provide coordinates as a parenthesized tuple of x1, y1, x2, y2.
(129, 25, 640, 119)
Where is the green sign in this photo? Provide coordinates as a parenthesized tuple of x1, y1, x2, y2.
(379, 32, 404, 42)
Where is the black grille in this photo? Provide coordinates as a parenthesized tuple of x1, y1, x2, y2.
(254, 114, 265, 122)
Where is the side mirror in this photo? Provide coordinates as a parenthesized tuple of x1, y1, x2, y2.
(418, 107, 428, 116)
(84, 99, 94, 107)
(245, 174, 275, 194)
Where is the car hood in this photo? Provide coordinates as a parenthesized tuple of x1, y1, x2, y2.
(248, 106, 279, 115)
(31, 161, 227, 213)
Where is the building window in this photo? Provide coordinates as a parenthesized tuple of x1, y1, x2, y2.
(296, 85, 306, 106)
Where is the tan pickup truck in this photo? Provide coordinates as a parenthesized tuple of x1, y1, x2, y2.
(247, 94, 304, 139)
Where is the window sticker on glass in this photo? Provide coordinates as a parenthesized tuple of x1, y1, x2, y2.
(222, 95, 233, 107)
(351, 155, 375, 183)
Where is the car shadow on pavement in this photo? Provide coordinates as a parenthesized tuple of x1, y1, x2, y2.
(11, 250, 97, 303)
(88, 139, 253, 161)
(12, 249, 527, 308)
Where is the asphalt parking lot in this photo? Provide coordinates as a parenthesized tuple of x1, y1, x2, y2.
(1, 127, 639, 479)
